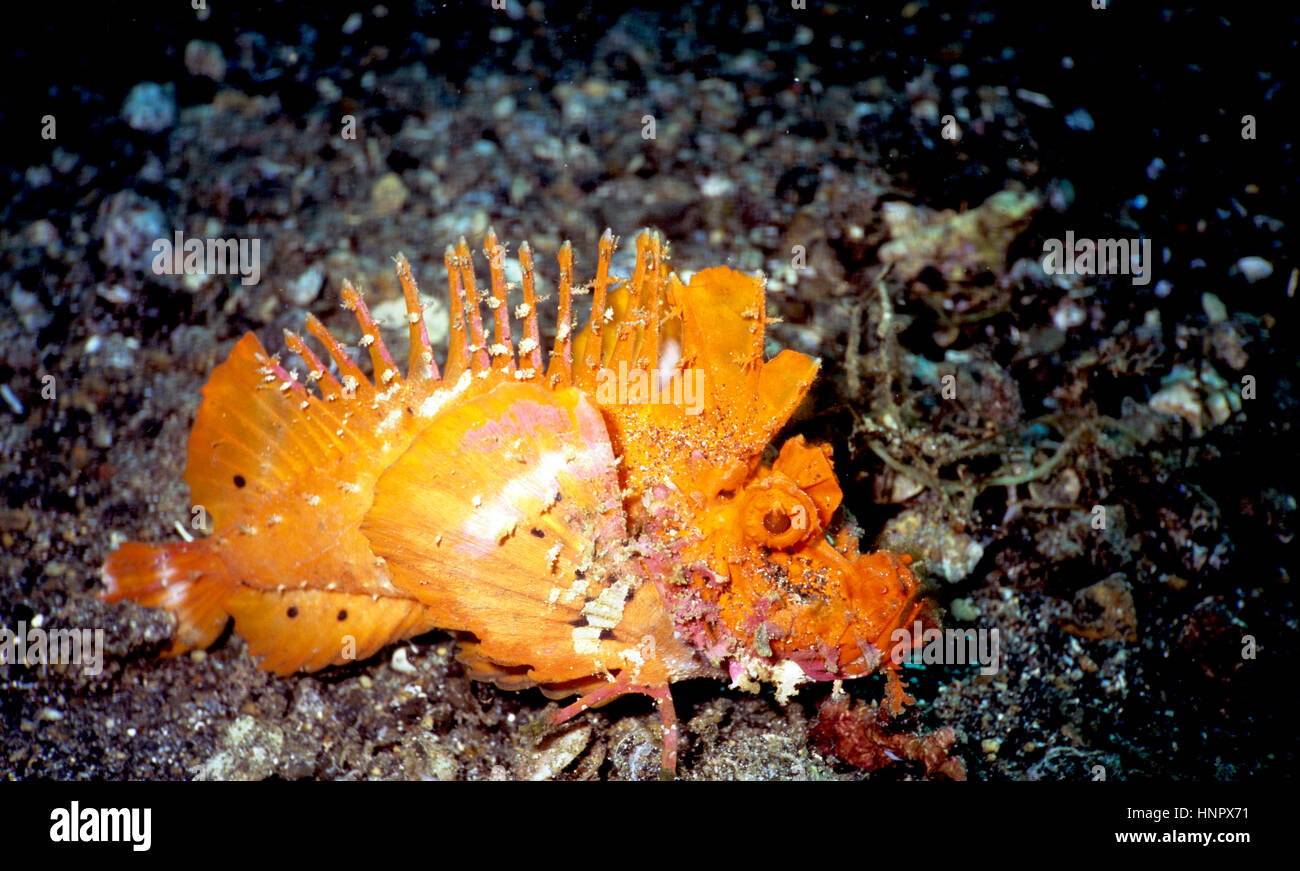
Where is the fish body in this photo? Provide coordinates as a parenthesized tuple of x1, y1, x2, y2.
(102, 229, 927, 775)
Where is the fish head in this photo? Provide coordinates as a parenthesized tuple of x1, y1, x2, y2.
(686, 435, 933, 683)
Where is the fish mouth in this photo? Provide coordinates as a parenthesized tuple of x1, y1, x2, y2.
(835, 550, 938, 679)
(760, 545, 937, 682)
(877, 584, 944, 675)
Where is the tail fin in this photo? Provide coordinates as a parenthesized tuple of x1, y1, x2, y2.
(101, 541, 233, 655)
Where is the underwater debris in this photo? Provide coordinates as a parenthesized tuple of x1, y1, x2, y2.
(810, 694, 966, 780)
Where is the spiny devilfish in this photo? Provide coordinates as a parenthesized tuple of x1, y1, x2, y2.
(102, 228, 931, 776)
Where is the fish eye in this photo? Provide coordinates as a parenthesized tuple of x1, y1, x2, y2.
(763, 508, 792, 535)
(741, 476, 820, 551)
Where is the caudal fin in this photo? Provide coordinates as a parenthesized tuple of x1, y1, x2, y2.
(101, 541, 233, 655)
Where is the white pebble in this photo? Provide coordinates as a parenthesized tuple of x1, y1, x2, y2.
(0, 384, 23, 415)
(391, 647, 418, 675)
(1233, 256, 1273, 283)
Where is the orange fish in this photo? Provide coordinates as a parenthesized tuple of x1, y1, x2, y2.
(101, 228, 929, 776)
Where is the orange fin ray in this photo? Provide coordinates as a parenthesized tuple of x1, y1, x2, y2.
(575, 228, 615, 392)
(340, 279, 401, 388)
(442, 245, 471, 383)
(394, 253, 440, 383)
(483, 228, 516, 376)
(516, 241, 544, 378)
(633, 230, 663, 371)
(606, 235, 644, 374)
(546, 240, 575, 386)
(305, 312, 374, 400)
(608, 230, 653, 372)
(101, 540, 233, 655)
(454, 237, 492, 374)
(283, 327, 344, 395)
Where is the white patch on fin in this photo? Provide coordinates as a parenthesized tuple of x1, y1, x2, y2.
(571, 625, 602, 656)
(460, 448, 569, 547)
(419, 371, 471, 418)
(580, 578, 634, 630)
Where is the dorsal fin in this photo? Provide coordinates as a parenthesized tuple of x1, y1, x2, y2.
(570, 257, 820, 504)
